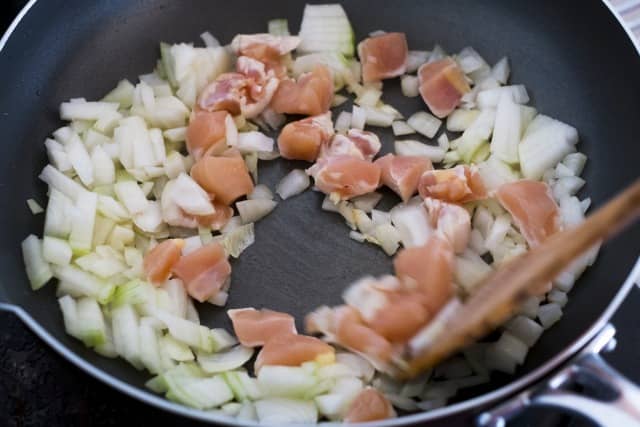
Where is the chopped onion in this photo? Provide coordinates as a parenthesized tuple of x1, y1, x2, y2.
(519, 115, 578, 180)
(401, 75, 420, 98)
(297, 3, 354, 57)
(446, 109, 480, 132)
(407, 111, 441, 138)
(276, 169, 310, 200)
(390, 201, 432, 247)
(352, 192, 382, 212)
(321, 195, 340, 213)
(27, 198, 44, 215)
(547, 289, 568, 308)
(162, 151, 187, 178)
(268, 18, 290, 36)
(248, 184, 274, 201)
(504, 315, 543, 347)
(42, 236, 72, 266)
(395, 140, 445, 163)
(490, 93, 522, 164)
(237, 199, 277, 224)
(557, 196, 583, 229)
(363, 106, 395, 127)
(335, 111, 352, 132)
(200, 31, 220, 47)
(222, 223, 255, 258)
(455, 47, 488, 74)
(477, 156, 520, 192)
(351, 106, 366, 130)
(60, 101, 119, 121)
(235, 131, 274, 153)
(484, 214, 511, 252)
(373, 223, 401, 255)
(22, 235, 53, 290)
(476, 85, 529, 109)
(538, 303, 563, 329)
(562, 152, 587, 176)
(197, 346, 254, 373)
(257, 366, 318, 397)
(407, 50, 430, 73)
(580, 198, 591, 213)
(355, 86, 382, 107)
(491, 57, 510, 84)
(254, 398, 318, 424)
(392, 120, 415, 136)
(454, 255, 492, 293)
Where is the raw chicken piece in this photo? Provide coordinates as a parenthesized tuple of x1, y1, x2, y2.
(277, 112, 334, 162)
(393, 235, 454, 314)
(418, 165, 487, 204)
(143, 239, 184, 284)
(171, 242, 231, 302)
(425, 198, 471, 253)
(270, 65, 334, 116)
(496, 180, 562, 247)
(319, 130, 381, 162)
(418, 58, 470, 118)
(332, 305, 394, 363)
(186, 110, 229, 160)
(358, 32, 408, 83)
(191, 155, 254, 205)
(375, 154, 433, 202)
(198, 72, 247, 115)
(227, 308, 297, 347)
(344, 388, 396, 423)
(308, 155, 381, 200)
(254, 333, 335, 372)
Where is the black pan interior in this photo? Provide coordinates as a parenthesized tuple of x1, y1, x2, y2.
(1, 0, 639, 414)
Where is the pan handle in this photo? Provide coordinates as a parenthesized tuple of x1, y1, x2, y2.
(477, 324, 640, 427)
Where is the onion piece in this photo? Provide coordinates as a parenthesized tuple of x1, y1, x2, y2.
(504, 315, 543, 347)
(391, 120, 415, 136)
(476, 85, 529, 109)
(200, 31, 220, 47)
(351, 192, 382, 213)
(363, 106, 395, 127)
(254, 398, 318, 424)
(277, 169, 310, 200)
(446, 109, 480, 132)
(491, 57, 510, 84)
(237, 199, 277, 224)
(538, 303, 563, 329)
(407, 50, 430, 73)
(248, 184, 274, 200)
(335, 112, 352, 132)
(22, 235, 53, 290)
(235, 131, 274, 153)
(394, 140, 445, 163)
(390, 200, 432, 247)
(197, 346, 254, 374)
(401, 75, 420, 98)
(407, 111, 441, 138)
(351, 106, 366, 130)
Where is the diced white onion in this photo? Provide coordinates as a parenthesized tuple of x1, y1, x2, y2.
(276, 169, 310, 200)
(335, 111, 352, 133)
(392, 120, 415, 136)
(504, 315, 543, 347)
(407, 50, 430, 73)
(476, 85, 529, 109)
(394, 140, 445, 163)
(446, 109, 480, 132)
(538, 303, 563, 329)
(237, 199, 277, 224)
(401, 75, 420, 98)
(491, 57, 510, 84)
(407, 111, 441, 138)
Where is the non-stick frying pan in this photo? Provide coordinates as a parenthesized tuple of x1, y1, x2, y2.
(1, 0, 639, 425)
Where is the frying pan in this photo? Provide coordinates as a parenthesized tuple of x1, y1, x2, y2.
(0, 0, 639, 425)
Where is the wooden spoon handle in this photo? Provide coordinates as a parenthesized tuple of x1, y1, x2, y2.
(403, 179, 640, 377)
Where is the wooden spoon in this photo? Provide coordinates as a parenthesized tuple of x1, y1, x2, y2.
(399, 179, 640, 378)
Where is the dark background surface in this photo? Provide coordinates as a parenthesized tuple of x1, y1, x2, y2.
(1, 1, 639, 426)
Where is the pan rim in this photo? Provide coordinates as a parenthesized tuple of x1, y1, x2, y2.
(1, 0, 639, 425)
